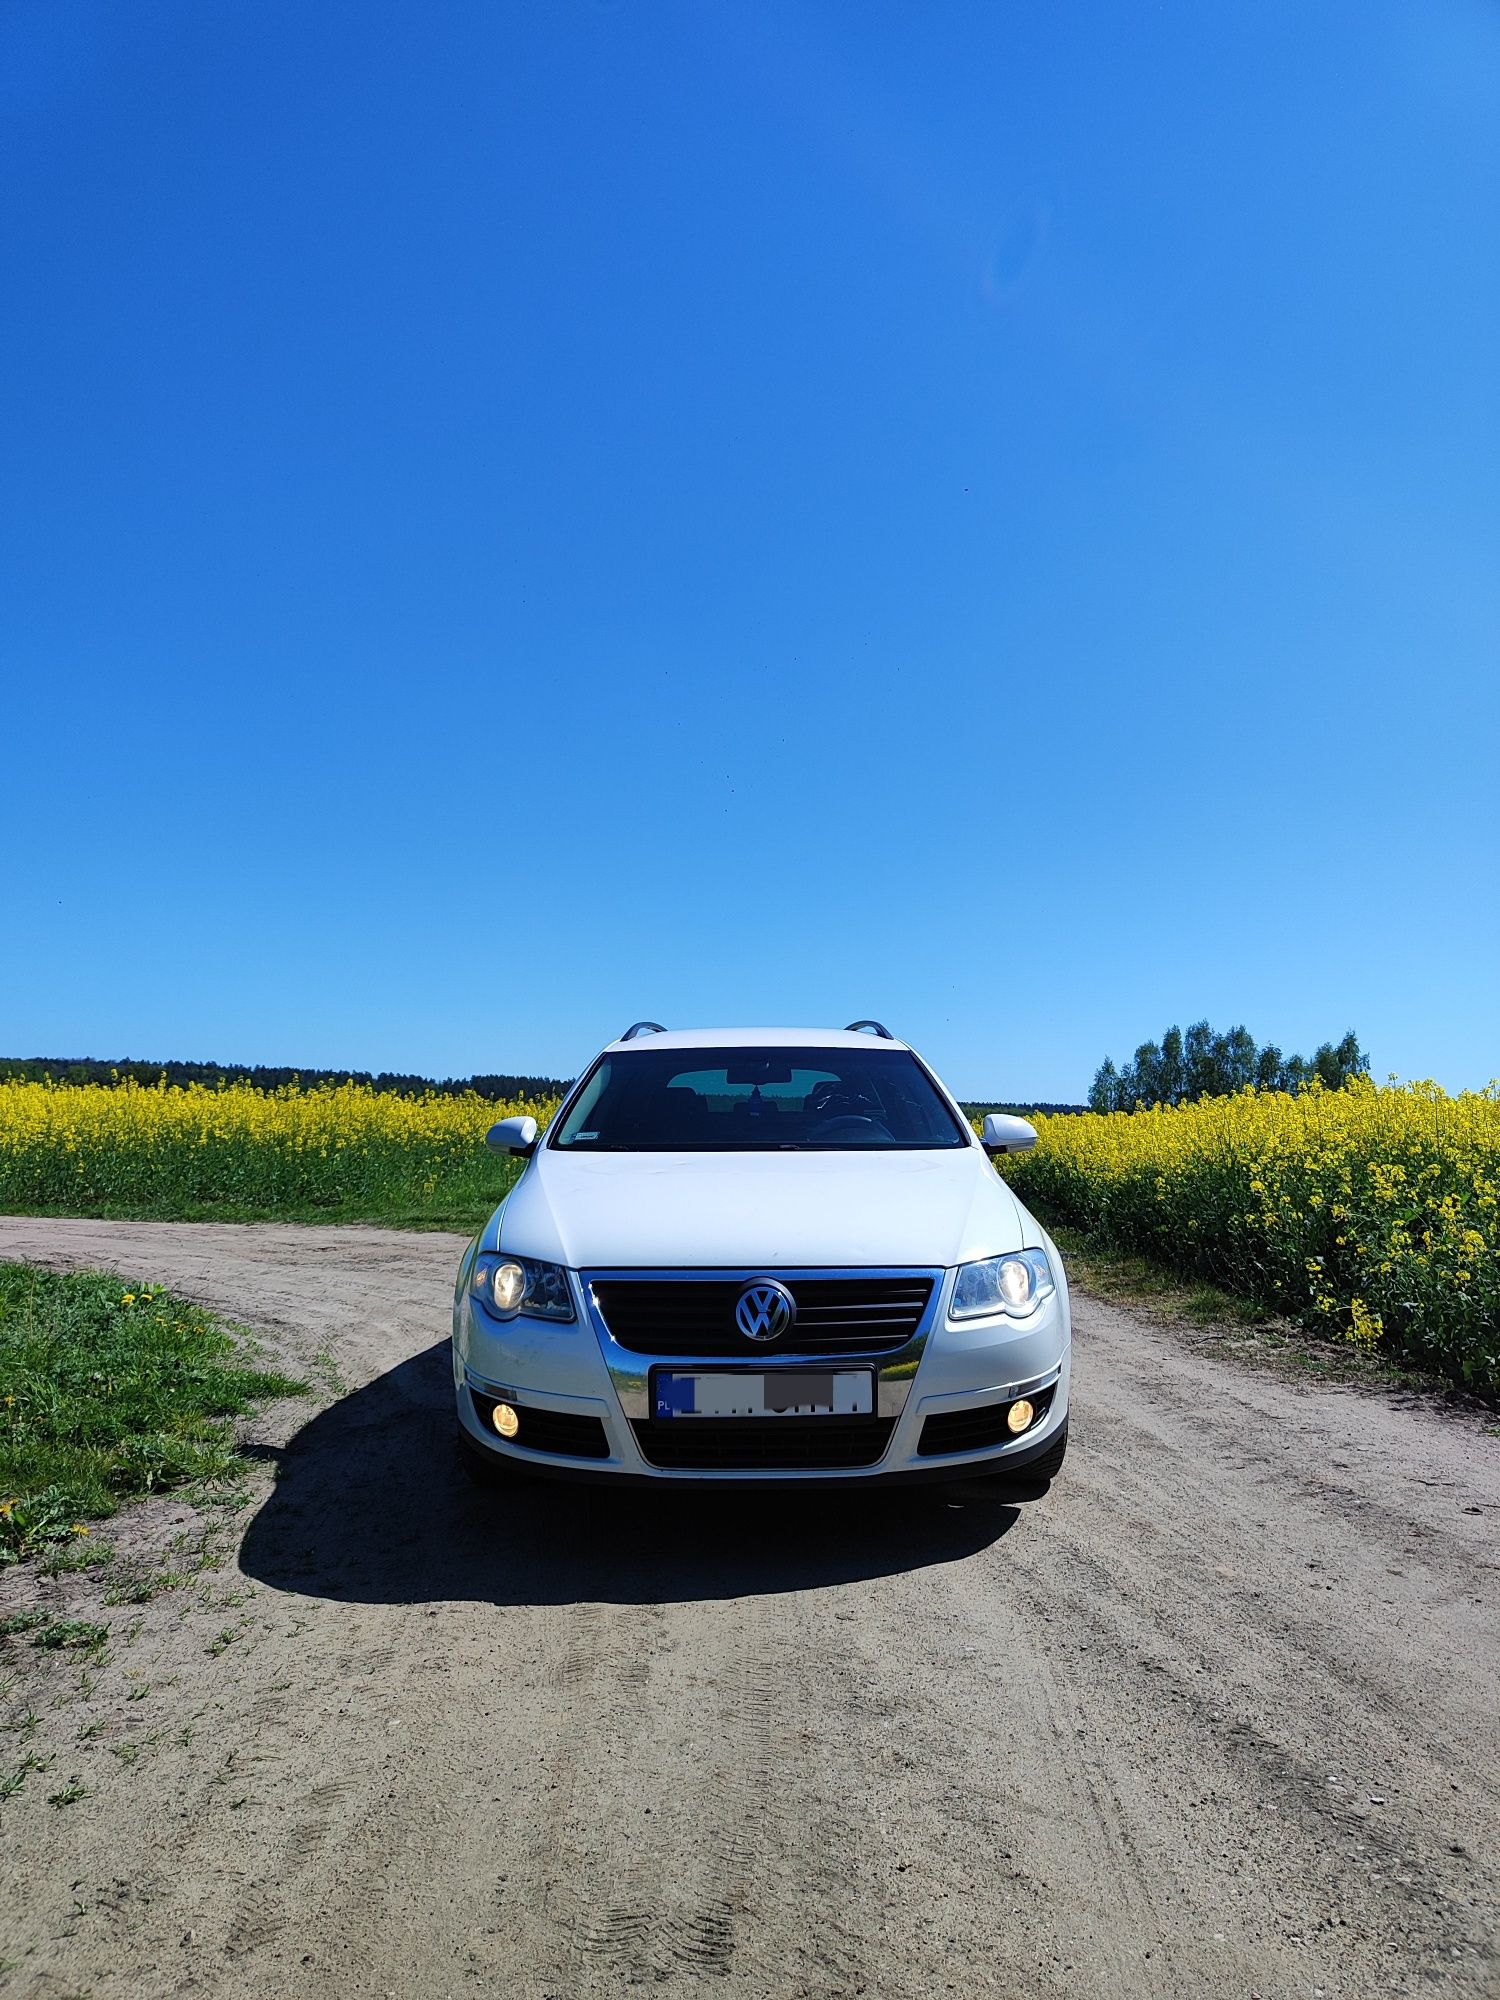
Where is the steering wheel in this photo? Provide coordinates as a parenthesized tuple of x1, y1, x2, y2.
(804, 1114, 895, 1142)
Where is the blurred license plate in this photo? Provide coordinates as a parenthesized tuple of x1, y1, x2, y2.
(653, 1370, 874, 1419)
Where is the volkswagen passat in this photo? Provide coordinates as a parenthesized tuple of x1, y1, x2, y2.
(453, 1024, 1070, 1488)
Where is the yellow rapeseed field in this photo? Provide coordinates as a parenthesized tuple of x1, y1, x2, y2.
(0, 1077, 561, 1225)
(3, 1074, 1495, 1389)
(999, 1078, 1499, 1391)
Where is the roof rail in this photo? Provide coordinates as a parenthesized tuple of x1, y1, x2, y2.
(845, 1019, 894, 1039)
(619, 1021, 667, 1042)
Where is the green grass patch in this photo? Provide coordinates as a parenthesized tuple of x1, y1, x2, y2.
(1051, 1226, 1269, 1325)
(0, 1264, 305, 1566)
(0, 1189, 512, 1234)
(33, 1619, 108, 1654)
(0, 1753, 48, 1800)
(35, 1538, 115, 1578)
(104, 1567, 186, 1606)
(0, 1610, 52, 1637)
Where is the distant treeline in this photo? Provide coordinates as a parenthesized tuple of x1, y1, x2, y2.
(1090, 1022, 1367, 1113)
(0, 1056, 572, 1101)
(2, 1055, 1077, 1118)
(961, 1101, 1086, 1119)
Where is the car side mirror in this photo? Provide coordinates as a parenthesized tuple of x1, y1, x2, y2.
(486, 1115, 538, 1157)
(982, 1112, 1037, 1155)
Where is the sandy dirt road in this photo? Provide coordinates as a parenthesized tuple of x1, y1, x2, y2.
(0, 1217, 1496, 2000)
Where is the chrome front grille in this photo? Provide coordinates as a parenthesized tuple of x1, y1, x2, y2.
(588, 1274, 934, 1358)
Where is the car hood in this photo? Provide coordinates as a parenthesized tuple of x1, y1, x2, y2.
(492, 1146, 1028, 1271)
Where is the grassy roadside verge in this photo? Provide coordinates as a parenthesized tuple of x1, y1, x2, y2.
(1052, 1224, 1496, 1406)
(0, 1190, 511, 1233)
(0, 1263, 305, 1566)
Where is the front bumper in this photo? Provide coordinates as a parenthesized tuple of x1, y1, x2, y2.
(453, 1264, 1071, 1485)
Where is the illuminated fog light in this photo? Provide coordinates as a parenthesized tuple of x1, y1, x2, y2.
(492, 1402, 520, 1440)
(492, 1262, 526, 1312)
(1006, 1398, 1035, 1435)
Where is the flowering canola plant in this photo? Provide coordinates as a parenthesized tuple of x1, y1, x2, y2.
(997, 1078, 1499, 1395)
(0, 1077, 561, 1221)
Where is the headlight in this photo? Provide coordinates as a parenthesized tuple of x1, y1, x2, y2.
(950, 1248, 1054, 1321)
(470, 1252, 574, 1321)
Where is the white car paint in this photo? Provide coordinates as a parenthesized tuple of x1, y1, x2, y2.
(495, 1148, 1032, 1271)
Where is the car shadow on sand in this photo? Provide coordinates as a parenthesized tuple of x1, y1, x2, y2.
(237, 1341, 1025, 1607)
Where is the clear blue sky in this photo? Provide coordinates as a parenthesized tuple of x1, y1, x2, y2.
(3, 1, 1496, 1101)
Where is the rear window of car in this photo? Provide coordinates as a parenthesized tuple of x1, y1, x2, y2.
(550, 1046, 967, 1151)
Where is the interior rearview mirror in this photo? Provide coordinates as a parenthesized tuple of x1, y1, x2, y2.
(981, 1112, 1037, 1156)
(725, 1061, 794, 1084)
(486, 1115, 539, 1157)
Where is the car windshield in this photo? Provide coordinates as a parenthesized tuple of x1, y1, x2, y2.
(550, 1046, 968, 1151)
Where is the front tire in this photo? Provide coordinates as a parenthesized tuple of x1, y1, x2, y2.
(458, 1429, 526, 1489)
(977, 1420, 1067, 1497)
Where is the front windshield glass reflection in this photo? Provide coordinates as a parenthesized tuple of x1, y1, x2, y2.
(550, 1047, 967, 1151)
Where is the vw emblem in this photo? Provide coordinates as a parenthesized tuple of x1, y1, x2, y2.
(735, 1279, 796, 1344)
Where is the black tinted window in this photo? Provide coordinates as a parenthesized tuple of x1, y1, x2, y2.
(552, 1047, 966, 1151)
